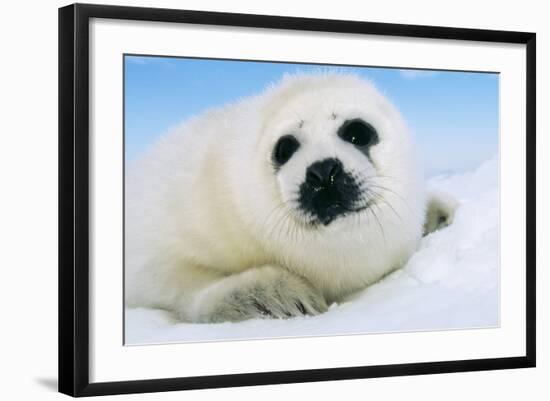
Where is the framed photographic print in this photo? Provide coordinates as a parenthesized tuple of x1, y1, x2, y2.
(58, 3, 536, 397)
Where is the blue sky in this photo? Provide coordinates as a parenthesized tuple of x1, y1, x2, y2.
(125, 55, 499, 175)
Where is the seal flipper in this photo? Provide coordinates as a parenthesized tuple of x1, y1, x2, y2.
(423, 191, 458, 236)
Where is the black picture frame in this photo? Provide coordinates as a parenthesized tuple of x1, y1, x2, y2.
(58, 3, 536, 397)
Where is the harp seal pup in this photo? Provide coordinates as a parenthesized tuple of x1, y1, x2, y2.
(125, 73, 456, 323)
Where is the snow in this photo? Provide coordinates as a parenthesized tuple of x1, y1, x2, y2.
(125, 157, 499, 345)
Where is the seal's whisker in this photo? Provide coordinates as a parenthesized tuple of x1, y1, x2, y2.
(367, 183, 413, 214)
(364, 187, 404, 222)
(262, 201, 289, 236)
(367, 202, 386, 246)
(265, 203, 293, 241)
(374, 173, 403, 184)
(276, 209, 294, 241)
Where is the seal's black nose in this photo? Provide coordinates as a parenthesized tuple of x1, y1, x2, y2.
(299, 158, 360, 226)
(306, 158, 343, 187)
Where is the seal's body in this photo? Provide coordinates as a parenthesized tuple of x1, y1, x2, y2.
(125, 74, 454, 323)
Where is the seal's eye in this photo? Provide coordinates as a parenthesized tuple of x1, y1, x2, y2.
(338, 119, 378, 147)
(273, 135, 300, 167)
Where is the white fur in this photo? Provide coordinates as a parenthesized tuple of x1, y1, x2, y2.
(125, 73, 437, 323)
(423, 190, 459, 235)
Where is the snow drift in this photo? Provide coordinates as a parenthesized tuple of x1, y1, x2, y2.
(125, 157, 499, 344)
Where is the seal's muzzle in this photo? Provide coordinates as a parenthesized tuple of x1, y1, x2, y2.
(298, 158, 361, 226)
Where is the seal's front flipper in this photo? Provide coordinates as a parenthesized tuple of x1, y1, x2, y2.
(423, 191, 458, 236)
(186, 265, 328, 323)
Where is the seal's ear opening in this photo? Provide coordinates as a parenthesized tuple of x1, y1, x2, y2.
(423, 191, 458, 236)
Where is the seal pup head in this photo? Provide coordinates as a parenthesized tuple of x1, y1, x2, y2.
(255, 73, 425, 236)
